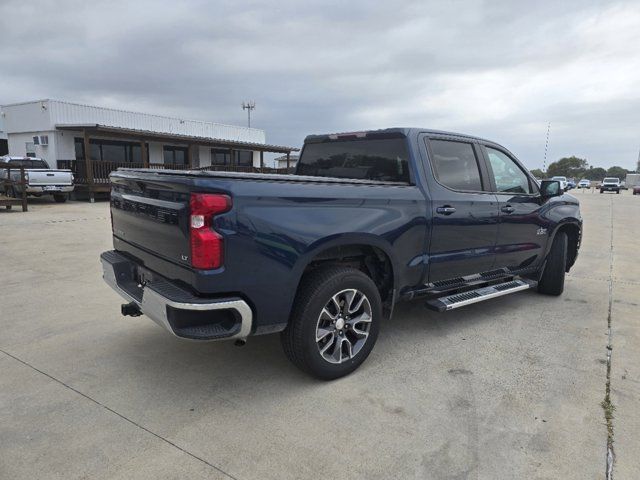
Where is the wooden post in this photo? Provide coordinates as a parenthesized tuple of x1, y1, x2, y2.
(83, 129, 95, 203)
(229, 149, 235, 170)
(260, 151, 264, 173)
(188, 144, 195, 169)
(140, 140, 148, 168)
(19, 166, 28, 212)
(286, 152, 291, 172)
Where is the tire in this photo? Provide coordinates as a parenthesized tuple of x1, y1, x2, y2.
(616, 190, 620, 194)
(538, 231, 567, 296)
(281, 266, 382, 380)
(53, 193, 67, 203)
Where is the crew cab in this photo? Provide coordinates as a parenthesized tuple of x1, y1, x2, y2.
(0, 156, 74, 202)
(600, 177, 621, 194)
(100, 128, 582, 379)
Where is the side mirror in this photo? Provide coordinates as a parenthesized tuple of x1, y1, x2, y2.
(540, 180, 562, 198)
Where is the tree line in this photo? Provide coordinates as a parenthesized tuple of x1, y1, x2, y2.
(529, 156, 636, 180)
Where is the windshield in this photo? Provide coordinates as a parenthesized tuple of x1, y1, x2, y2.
(552, 176, 567, 181)
(297, 138, 410, 182)
(603, 178, 619, 183)
(10, 159, 49, 169)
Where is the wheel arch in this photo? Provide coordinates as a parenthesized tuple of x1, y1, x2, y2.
(550, 221, 581, 272)
(292, 234, 398, 310)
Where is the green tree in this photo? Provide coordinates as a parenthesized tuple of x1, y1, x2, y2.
(606, 166, 628, 178)
(546, 156, 588, 178)
(583, 167, 606, 181)
(529, 168, 545, 178)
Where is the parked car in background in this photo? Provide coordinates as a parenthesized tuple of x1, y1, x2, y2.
(100, 128, 582, 379)
(551, 176, 568, 191)
(633, 184, 640, 195)
(566, 179, 576, 190)
(0, 156, 74, 202)
(600, 177, 621, 194)
(578, 179, 591, 189)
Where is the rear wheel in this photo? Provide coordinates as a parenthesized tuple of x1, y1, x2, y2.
(281, 266, 381, 380)
(538, 231, 567, 296)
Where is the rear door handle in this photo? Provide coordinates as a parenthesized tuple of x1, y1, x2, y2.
(501, 205, 515, 214)
(436, 206, 456, 215)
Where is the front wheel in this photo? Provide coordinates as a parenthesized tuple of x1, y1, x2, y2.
(281, 266, 382, 380)
(538, 231, 567, 296)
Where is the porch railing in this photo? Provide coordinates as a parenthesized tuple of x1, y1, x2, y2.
(56, 159, 295, 187)
(57, 160, 190, 185)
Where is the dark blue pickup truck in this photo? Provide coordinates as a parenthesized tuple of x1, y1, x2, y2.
(101, 128, 582, 379)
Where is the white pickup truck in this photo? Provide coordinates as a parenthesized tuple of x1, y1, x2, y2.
(551, 176, 568, 191)
(1, 156, 74, 203)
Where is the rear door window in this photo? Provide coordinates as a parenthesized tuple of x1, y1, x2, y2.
(428, 140, 483, 191)
(297, 138, 410, 182)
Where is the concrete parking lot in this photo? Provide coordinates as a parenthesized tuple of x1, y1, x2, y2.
(1, 190, 638, 479)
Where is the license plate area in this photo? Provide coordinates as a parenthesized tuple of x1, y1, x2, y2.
(43, 186, 62, 191)
(134, 265, 155, 287)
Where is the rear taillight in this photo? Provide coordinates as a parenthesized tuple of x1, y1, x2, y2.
(190, 193, 232, 270)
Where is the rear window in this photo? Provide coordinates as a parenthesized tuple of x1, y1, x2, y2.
(296, 138, 410, 182)
(603, 178, 619, 183)
(10, 159, 49, 169)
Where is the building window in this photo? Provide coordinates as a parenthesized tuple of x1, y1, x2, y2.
(25, 142, 36, 158)
(74, 138, 146, 164)
(163, 146, 188, 165)
(211, 148, 230, 165)
(235, 150, 253, 167)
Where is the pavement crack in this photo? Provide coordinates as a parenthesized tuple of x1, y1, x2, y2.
(602, 197, 615, 480)
(0, 348, 240, 480)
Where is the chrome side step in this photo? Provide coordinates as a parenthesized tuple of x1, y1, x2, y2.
(425, 278, 537, 312)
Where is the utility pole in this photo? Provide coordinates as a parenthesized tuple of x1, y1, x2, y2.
(636, 145, 640, 172)
(242, 101, 255, 128)
(543, 122, 551, 174)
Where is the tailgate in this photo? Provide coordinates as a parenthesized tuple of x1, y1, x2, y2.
(27, 170, 73, 186)
(110, 176, 191, 267)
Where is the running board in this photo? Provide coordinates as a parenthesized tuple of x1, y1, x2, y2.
(425, 278, 537, 312)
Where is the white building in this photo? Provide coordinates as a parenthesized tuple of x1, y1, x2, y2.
(0, 99, 296, 198)
(272, 154, 299, 169)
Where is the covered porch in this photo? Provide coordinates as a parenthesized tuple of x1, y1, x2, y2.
(55, 124, 299, 201)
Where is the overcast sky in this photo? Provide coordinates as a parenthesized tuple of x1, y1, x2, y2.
(1, 0, 639, 170)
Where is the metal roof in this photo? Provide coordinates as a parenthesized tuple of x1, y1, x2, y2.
(56, 124, 299, 153)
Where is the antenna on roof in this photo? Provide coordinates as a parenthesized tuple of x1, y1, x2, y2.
(242, 101, 255, 128)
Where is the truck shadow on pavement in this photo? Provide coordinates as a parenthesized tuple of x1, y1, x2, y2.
(106, 289, 542, 393)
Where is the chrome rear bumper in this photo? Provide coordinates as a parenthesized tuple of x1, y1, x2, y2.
(100, 250, 252, 341)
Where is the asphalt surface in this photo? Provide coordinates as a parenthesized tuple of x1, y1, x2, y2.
(1, 189, 638, 479)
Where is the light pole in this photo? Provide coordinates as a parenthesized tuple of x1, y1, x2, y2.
(242, 101, 255, 128)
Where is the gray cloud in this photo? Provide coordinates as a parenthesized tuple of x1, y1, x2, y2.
(1, 0, 639, 169)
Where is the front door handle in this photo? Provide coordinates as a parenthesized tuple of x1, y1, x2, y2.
(436, 206, 456, 215)
(501, 205, 515, 214)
